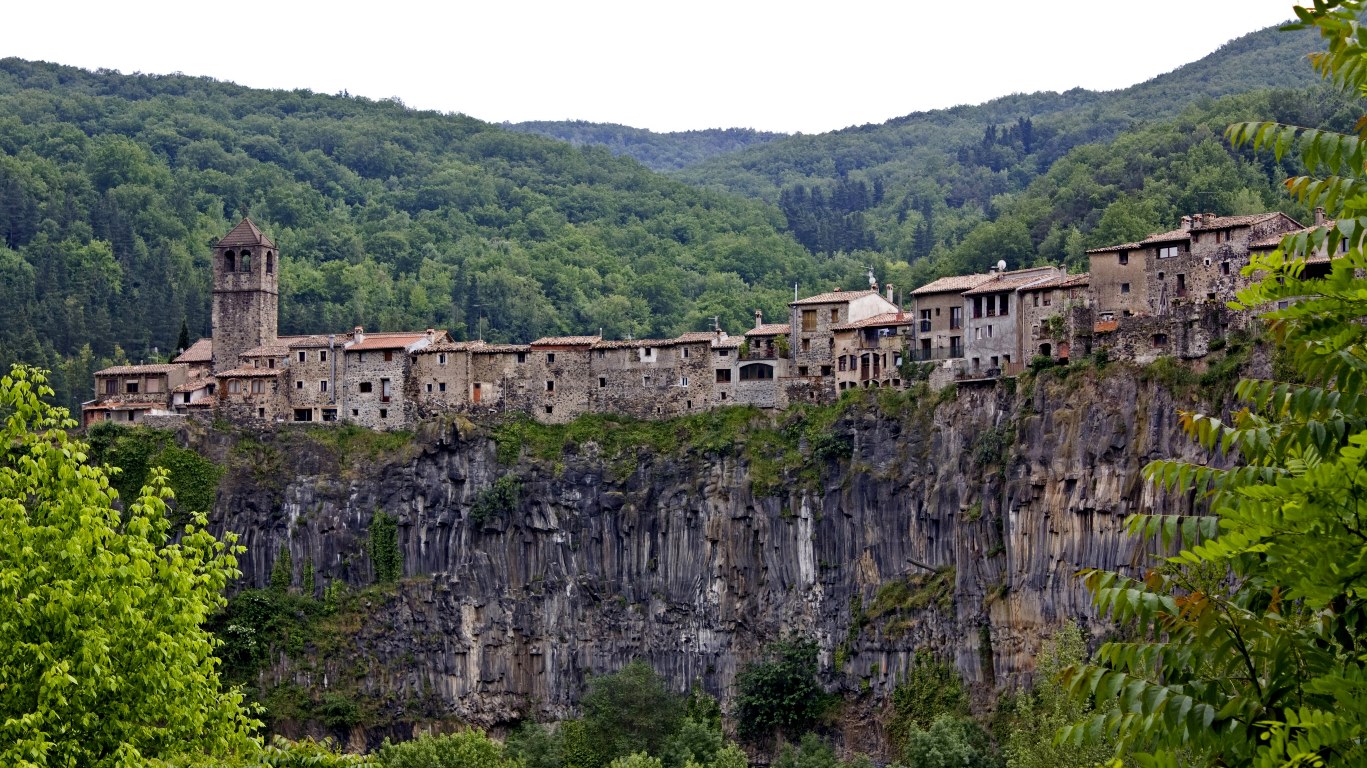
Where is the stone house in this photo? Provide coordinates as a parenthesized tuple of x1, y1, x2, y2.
(1017, 273, 1090, 362)
(84, 363, 189, 426)
(588, 338, 713, 418)
(962, 266, 1062, 376)
(217, 367, 285, 422)
(741, 321, 789, 408)
(832, 313, 914, 392)
(1086, 242, 1147, 321)
(341, 329, 443, 429)
(788, 287, 900, 378)
(910, 274, 992, 361)
(286, 335, 343, 423)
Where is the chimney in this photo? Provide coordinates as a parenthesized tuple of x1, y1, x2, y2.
(834, 287, 842, 292)
(425, 328, 436, 340)
(1181, 215, 1192, 231)
(754, 310, 763, 329)
(886, 283, 895, 303)
(1315, 207, 1327, 226)
(353, 326, 364, 341)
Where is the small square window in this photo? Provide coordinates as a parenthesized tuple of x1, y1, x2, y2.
(426, 383, 432, 392)
(517, 352, 527, 363)
(296, 380, 303, 389)
(438, 353, 447, 365)
(546, 380, 555, 392)
(1119, 252, 1129, 265)
(379, 408, 388, 419)
(439, 383, 446, 392)
(1120, 283, 1131, 294)
(547, 353, 556, 363)
(599, 377, 607, 388)
(298, 351, 307, 363)
(383, 350, 393, 362)
(257, 408, 265, 418)
(359, 382, 373, 393)
(545, 405, 553, 414)
(351, 409, 359, 417)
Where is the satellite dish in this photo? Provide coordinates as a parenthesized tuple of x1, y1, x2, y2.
(997, 260, 1007, 272)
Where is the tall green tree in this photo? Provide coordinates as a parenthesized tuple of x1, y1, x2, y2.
(0, 365, 259, 766)
(1063, 3, 1367, 764)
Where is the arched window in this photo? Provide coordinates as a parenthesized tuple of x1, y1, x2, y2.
(739, 363, 774, 381)
(223, 250, 235, 272)
(240, 250, 252, 272)
(266, 251, 274, 274)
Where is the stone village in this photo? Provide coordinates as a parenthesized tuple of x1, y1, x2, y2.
(81, 209, 1337, 430)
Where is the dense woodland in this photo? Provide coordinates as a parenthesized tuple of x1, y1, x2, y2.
(0, 19, 1355, 411)
(502, 122, 785, 172)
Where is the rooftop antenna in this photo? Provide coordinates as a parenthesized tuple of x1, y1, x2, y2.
(712, 315, 720, 332)
(997, 259, 1007, 272)
(794, 282, 799, 301)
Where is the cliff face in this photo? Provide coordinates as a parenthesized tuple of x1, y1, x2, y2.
(201, 365, 1213, 747)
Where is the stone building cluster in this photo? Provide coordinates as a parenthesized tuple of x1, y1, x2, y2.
(82, 211, 1332, 430)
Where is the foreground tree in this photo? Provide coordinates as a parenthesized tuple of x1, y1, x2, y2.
(0, 365, 259, 766)
(1063, 2, 1367, 764)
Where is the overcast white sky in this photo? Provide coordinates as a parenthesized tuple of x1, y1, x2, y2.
(8, 0, 1303, 134)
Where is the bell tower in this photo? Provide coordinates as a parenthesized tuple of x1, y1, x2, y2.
(211, 218, 279, 374)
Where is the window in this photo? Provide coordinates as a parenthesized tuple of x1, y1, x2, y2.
(716, 369, 732, 383)
(839, 357, 847, 371)
(999, 294, 1009, 317)
(1042, 292, 1051, 307)
(1221, 261, 1231, 275)
(545, 405, 554, 415)
(267, 358, 275, 369)
(1176, 273, 1187, 297)
(380, 378, 392, 402)
(125, 381, 139, 394)
(987, 325, 993, 338)
(296, 380, 304, 389)
(438, 383, 446, 392)
(516, 352, 527, 363)
(1120, 283, 1131, 294)
(320, 380, 328, 392)
(380, 408, 388, 419)
(830, 308, 839, 323)
(383, 350, 393, 362)
(438, 353, 447, 365)
(322, 408, 336, 422)
(820, 366, 831, 376)
(1119, 252, 1129, 265)
(596, 351, 605, 359)
(975, 327, 983, 340)
(599, 377, 607, 388)
(251, 380, 265, 394)
(359, 382, 373, 393)
(547, 353, 556, 363)
(229, 381, 241, 394)
(546, 380, 555, 392)
(802, 309, 816, 330)
(801, 338, 811, 352)
(1153, 333, 1168, 346)
(320, 351, 327, 362)
(352, 409, 359, 417)
(973, 296, 984, 319)
(1157, 245, 1181, 259)
(257, 408, 264, 418)
(266, 252, 274, 273)
(950, 306, 963, 330)
(1033, 294, 1039, 307)
(103, 379, 116, 395)
(949, 336, 963, 357)
(682, 347, 689, 359)
(223, 251, 235, 272)
(679, 376, 689, 387)
(719, 349, 730, 357)
(643, 375, 652, 385)
(357, 352, 365, 363)
(798, 366, 809, 376)
(1158, 271, 1165, 281)
(720, 392, 727, 400)
(298, 351, 307, 363)
(293, 409, 313, 422)
(240, 250, 251, 272)
(426, 383, 432, 393)
(182, 393, 191, 404)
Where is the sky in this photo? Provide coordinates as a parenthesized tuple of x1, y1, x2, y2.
(8, 0, 1303, 135)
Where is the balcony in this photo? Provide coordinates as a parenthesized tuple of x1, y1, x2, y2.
(740, 347, 777, 361)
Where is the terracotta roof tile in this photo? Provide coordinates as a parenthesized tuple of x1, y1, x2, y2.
(218, 367, 284, 378)
(1190, 212, 1286, 231)
(1021, 273, 1090, 291)
(216, 218, 277, 249)
(242, 344, 291, 357)
(910, 274, 994, 296)
(471, 344, 531, 354)
(594, 338, 679, 349)
(1085, 242, 1140, 254)
(675, 331, 725, 343)
(286, 335, 343, 348)
(790, 289, 880, 306)
(420, 341, 488, 353)
(94, 363, 184, 376)
(1251, 222, 1332, 249)
(962, 269, 1062, 296)
(174, 338, 212, 363)
(745, 323, 790, 337)
(348, 332, 431, 351)
(712, 337, 742, 348)
(1139, 228, 1190, 245)
(530, 335, 601, 347)
(831, 312, 915, 331)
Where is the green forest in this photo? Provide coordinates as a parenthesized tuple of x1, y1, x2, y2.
(0, 17, 1354, 412)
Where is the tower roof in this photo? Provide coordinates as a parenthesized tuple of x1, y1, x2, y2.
(217, 218, 276, 249)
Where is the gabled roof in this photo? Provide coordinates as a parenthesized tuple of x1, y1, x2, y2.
(745, 323, 791, 337)
(1251, 221, 1332, 249)
(348, 332, 434, 351)
(174, 338, 213, 364)
(172, 378, 214, 393)
(471, 344, 531, 354)
(1139, 228, 1190, 246)
(218, 366, 283, 378)
(420, 340, 489, 353)
(911, 274, 994, 296)
(593, 339, 678, 350)
(1085, 242, 1140, 254)
(287, 334, 343, 348)
(1020, 273, 1090, 291)
(530, 335, 601, 347)
(242, 344, 291, 358)
(790, 289, 880, 306)
(675, 331, 725, 344)
(94, 363, 184, 376)
(831, 312, 914, 331)
(963, 271, 1060, 296)
(712, 337, 742, 349)
(217, 218, 277, 249)
(1190, 212, 1288, 231)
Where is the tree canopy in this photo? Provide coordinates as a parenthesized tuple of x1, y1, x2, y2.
(0, 365, 258, 766)
(1062, 3, 1367, 764)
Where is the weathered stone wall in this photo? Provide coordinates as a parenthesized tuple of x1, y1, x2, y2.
(200, 363, 1226, 752)
(342, 350, 411, 429)
(1089, 249, 1148, 319)
(287, 344, 341, 420)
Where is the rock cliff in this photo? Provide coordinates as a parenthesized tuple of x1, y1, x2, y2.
(197, 362, 1225, 750)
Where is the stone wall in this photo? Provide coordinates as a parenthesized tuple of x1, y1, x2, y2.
(1089, 249, 1148, 319)
(342, 350, 412, 429)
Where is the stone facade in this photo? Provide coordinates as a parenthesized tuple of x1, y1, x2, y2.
(211, 219, 278, 375)
(962, 267, 1062, 375)
(832, 313, 914, 392)
(1018, 274, 1090, 361)
(909, 275, 990, 361)
(789, 287, 900, 377)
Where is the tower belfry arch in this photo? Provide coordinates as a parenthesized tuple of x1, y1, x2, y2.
(211, 218, 279, 374)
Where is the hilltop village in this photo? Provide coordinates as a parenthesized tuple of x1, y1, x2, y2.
(81, 211, 1331, 430)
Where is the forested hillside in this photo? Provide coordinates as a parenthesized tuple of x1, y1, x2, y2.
(673, 21, 1328, 261)
(0, 58, 867, 410)
(502, 122, 785, 171)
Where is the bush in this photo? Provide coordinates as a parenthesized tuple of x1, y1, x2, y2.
(376, 728, 521, 768)
(583, 660, 685, 765)
(471, 475, 520, 525)
(889, 650, 967, 746)
(369, 510, 402, 583)
(900, 714, 994, 768)
(734, 637, 830, 741)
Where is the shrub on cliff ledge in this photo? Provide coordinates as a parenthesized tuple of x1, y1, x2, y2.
(734, 637, 831, 741)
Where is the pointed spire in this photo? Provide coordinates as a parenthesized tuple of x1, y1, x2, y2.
(217, 218, 276, 249)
